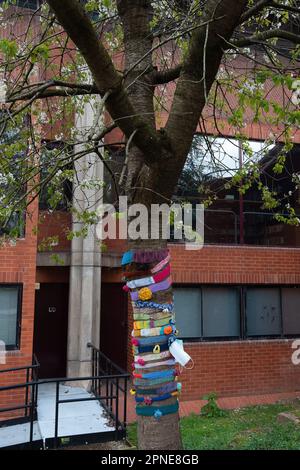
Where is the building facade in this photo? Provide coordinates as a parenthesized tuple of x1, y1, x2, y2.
(1, 1, 300, 422)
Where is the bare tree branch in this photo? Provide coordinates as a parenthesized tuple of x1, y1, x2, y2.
(163, 0, 248, 199)
(46, 0, 166, 165)
(240, 0, 272, 23)
(271, 1, 300, 15)
(231, 29, 300, 48)
(7, 80, 100, 102)
(151, 64, 182, 85)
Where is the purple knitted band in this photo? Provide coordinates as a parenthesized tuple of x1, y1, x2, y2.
(133, 249, 169, 264)
(130, 277, 171, 301)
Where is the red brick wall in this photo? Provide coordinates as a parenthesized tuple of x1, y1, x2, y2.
(38, 211, 71, 252)
(36, 266, 69, 284)
(124, 244, 300, 399)
(181, 340, 300, 400)
(0, 203, 38, 420)
(169, 244, 300, 285)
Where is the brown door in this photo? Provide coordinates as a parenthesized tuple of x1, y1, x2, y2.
(100, 283, 127, 370)
(33, 283, 69, 378)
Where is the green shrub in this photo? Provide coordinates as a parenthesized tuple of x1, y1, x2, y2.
(201, 392, 226, 418)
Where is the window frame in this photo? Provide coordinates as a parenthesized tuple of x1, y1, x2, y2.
(243, 286, 284, 340)
(173, 283, 300, 343)
(0, 284, 23, 350)
(0, 1, 41, 9)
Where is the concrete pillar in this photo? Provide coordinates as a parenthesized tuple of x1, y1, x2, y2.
(67, 98, 103, 378)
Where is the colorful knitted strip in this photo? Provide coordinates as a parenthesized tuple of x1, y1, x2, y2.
(133, 369, 176, 380)
(134, 316, 172, 329)
(133, 323, 174, 338)
(136, 401, 179, 417)
(132, 334, 168, 346)
(135, 391, 178, 403)
(135, 382, 180, 396)
(133, 249, 169, 264)
(130, 277, 172, 301)
(123, 248, 180, 420)
(133, 311, 172, 321)
(124, 276, 154, 291)
(134, 301, 174, 312)
(124, 265, 171, 291)
(134, 375, 174, 387)
(134, 351, 171, 362)
(121, 250, 133, 266)
(134, 342, 169, 354)
(151, 254, 171, 274)
(134, 359, 176, 369)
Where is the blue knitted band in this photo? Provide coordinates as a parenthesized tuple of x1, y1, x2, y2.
(135, 300, 174, 312)
(135, 369, 175, 380)
(136, 335, 169, 346)
(136, 401, 179, 417)
(135, 342, 169, 354)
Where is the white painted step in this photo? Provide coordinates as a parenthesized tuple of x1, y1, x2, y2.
(37, 383, 114, 440)
(0, 421, 42, 448)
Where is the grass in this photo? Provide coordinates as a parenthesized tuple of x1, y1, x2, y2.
(127, 402, 300, 450)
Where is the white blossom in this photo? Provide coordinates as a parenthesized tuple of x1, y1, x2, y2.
(39, 111, 49, 124)
(0, 80, 7, 104)
(291, 79, 300, 106)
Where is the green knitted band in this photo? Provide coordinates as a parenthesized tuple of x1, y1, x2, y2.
(134, 376, 174, 387)
(136, 401, 179, 417)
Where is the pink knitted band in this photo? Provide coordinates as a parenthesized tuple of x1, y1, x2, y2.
(151, 254, 171, 274)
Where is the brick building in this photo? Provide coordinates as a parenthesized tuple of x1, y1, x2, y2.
(1, 0, 300, 424)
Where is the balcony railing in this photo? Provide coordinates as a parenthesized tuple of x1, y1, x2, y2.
(170, 209, 300, 247)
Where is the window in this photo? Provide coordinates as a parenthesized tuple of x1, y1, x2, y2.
(173, 288, 202, 338)
(0, 1, 40, 9)
(202, 287, 240, 338)
(282, 288, 300, 335)
(173, 286, 240, 339)
(0, 285, 22, 349)
(246, 288, 281, 337)
(173, 285, 300, 341)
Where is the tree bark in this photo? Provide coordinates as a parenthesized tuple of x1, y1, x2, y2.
(128, 236, 182, 450)
(120, 2, 183, 442)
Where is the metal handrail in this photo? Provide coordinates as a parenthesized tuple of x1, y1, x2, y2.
(0, 349, 130, 449)
(0, 361, 39, 374)
(0, 356, 40, 444)
(88, 342, 130, 447)
(87, 342, 127, 376)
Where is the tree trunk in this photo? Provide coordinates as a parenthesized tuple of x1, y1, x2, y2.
(137, 410, 182, 450)
(127, 236, 182, 450)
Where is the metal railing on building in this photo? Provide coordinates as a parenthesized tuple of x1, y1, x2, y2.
(0, 346, 130, 449)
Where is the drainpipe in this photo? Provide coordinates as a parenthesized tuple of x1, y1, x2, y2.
(239, 141, 244, 244)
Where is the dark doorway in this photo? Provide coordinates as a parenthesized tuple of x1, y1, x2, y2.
(100, 283, 127, 370)
(33, 283, 69, 378)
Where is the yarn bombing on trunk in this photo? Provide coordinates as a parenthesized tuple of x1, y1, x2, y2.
(122, 248, 190, 420)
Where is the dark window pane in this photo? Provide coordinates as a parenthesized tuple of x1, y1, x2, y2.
(0, 287, 19, 346)
(202, 287, 240, 337)
(282, 288, 300, 335)
(246, 288, 281, 336)
(173, 288, 202, 338)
